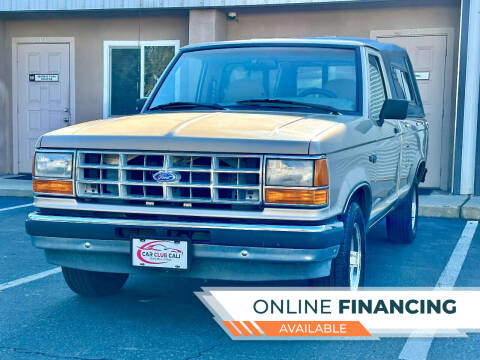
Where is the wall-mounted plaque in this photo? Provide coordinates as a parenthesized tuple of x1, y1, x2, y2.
(29, 74, 59, 82)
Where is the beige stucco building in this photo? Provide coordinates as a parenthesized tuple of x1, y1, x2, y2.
(0, 0, 478, 195)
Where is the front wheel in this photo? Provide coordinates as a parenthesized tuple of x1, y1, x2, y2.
(62, 267, 129, 297)
(386, 183, 418, 244)
(310, 202, 366, 289)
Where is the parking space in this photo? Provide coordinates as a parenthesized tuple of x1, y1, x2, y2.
(0, 197, 32, 209)
(0, 196, 479, 360)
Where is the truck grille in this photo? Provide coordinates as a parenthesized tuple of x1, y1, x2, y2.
(76, 151, 263, 205)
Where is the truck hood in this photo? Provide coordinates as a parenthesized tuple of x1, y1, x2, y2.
(39, 111, 344, 154)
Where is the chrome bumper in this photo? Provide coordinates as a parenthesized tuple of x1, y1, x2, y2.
(27, 212, 341, 233)
(26, 212, 344, 281)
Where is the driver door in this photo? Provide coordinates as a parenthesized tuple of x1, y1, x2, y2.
(367, 51, 402, 220)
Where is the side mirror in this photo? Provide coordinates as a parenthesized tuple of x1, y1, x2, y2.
(136, 98, 147, 113)
(377, 99, 409, 126)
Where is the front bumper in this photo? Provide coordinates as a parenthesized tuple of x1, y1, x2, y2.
(26, 212, 344, 281)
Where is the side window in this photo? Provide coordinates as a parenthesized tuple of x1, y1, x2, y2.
(392, 67, 414, 102)
(368, 55, 387, 120)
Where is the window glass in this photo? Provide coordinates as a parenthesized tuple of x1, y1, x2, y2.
(328, 65, 356, 82)
(111, 48, 140, 116)
(393, 67, 413, 102)
(144, 46, 175, 97)
(295, 65, 356, 102)
(152, 56, 204, 105)
(368, 55, 387, 119)
(297, 66, 323, 95)
(149, 47, 360, 114)
(108, 44, 176, 116)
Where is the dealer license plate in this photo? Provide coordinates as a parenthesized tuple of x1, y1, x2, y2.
(132, 238, 188, 269)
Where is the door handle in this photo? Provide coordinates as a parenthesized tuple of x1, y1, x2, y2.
(368, 154, 377, 163)
(394, 127, 400, 134)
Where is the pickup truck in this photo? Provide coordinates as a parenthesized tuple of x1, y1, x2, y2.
(26, 38, 427, 296)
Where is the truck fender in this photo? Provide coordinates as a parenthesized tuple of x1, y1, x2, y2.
(332, 166, 372, 221)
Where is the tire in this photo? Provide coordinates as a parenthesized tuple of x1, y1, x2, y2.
(310, 202, 366, 289)
(386, 183, 418, 244)
(62, 267, 129, 297)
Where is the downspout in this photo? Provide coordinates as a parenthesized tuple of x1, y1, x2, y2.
(460, 0, 480, 194)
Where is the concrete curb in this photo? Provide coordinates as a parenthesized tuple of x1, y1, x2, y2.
(0, 189, 33, 197)
(418, 194, 480, 220)
(418, 194, 470, 219)
(0, 178, 33, 198)
(461, 196, 480, 220)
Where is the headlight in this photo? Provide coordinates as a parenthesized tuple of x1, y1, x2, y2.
(34, 152, 73, 178)
(265, 157, 328, 206)
(33, 152, 74, 196)
(266, 159, 315, 186)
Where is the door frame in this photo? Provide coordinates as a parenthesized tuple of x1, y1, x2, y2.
(370, 28, 455, 191)
(12, 37, 75, 174)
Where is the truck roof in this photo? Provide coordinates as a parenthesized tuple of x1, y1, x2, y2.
(182, 37, 405, 55)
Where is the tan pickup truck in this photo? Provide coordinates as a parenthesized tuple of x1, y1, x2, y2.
(26, 38, 427, 296)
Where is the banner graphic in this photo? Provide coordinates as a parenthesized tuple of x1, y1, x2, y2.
(195, 288, 480, 340)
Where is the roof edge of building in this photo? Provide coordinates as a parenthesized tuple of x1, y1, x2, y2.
(0, 0, 397, 14)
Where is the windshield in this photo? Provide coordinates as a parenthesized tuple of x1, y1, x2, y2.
(148, 46, 361, 114)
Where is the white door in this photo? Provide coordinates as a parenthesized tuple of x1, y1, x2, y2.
(17, 43, 71, 173)
(375, 35, 447, 188)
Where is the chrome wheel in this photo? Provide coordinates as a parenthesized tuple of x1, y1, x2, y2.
(349, 222, 362, 290)
(411, 187, 417, 231)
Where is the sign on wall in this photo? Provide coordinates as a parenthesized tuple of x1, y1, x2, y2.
(415, 72, 430, 81)
(29, 74, 59, 82)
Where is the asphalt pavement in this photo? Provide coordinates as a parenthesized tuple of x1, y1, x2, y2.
(0, 196, 479, 360)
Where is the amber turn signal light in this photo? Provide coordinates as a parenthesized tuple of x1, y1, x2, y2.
(314, 159, 328, 187)
(265, 188, 328, 206)
(33, 179, 73, 195)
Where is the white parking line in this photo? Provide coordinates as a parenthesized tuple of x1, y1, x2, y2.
(0, 203, 34, 212)
(0, 267, 61, 292)
(399, 220, 479, 360)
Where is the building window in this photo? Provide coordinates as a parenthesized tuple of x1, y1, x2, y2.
(368, 54, 387, 120)
(103, 40, 180, 118)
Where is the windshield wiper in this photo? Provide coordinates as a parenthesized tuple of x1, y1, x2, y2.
(149, 102, 226, 111)
(236, 98, 341, 115)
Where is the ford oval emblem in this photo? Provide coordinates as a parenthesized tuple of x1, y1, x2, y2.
(152, 171, 180, 183)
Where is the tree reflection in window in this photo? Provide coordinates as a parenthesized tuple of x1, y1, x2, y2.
(144, 46, 175, 97)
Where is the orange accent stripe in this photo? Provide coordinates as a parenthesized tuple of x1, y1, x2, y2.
(222, 321, 241, 337)
(232, 321, 251, 336)
(244, 321, 263, 336)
